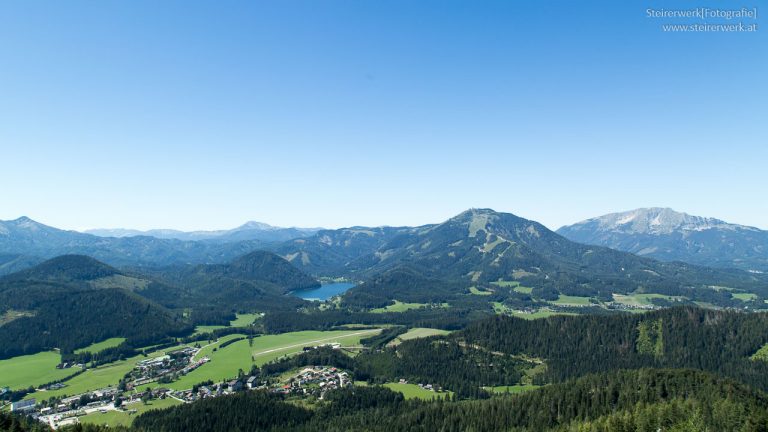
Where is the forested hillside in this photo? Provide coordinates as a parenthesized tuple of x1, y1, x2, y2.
(0, 251, 319, 359)
(128, 369, 768, 431)
(459, 307, 768, 391)
(0, 284, 190, 358)
(141, 250, 318, 312)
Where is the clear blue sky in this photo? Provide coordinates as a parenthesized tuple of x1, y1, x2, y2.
(1, 0, 765, 231)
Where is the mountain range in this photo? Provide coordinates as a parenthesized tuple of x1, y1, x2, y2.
(2, 208, 768, 360)
(2, 208, 768, 313)
(557, 207, 768, 272)
(85, 221, 321, 243)
(271, 208, 766, 309)
(0, 217, 297, 272)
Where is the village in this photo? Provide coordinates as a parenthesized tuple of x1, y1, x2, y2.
(5, 345, 368, 429)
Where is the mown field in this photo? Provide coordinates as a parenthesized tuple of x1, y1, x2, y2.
(371, 301, 428, 313)
(0, 351, 77, 390)
(612, 293, 686, 307)
(192, 313, 260, 335)
(79, 397, 182, 427)
(487, 384, 540, 394)
(550, 295, 592, 306)
(469, 286, 493, 296)
(75, 338, 126, 354)
(383, 382, 452, 400)
(388, 328, 451, 346)
(733, 292, 758, 301)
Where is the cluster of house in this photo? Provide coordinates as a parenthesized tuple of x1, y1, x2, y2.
(399, 379, 443, 393)
(55, 361, 84, 370)
(17, 387, 119, 429)
(174, 375, 261, 403)
(126, 347, 205, 388)
(606, 302, 660, 311)
(273, 366, 351, 398)
(22, 385, 176, 430)
(169, 365, 353, 403)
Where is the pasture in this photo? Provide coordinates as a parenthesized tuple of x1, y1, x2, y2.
(383, 382, 452, 400)
(0, 351, 76, 390)
(371, 301, 428, 313)
(75, 338, 126, 354)
(79, 397, 182, 427)
(388, 328, 451, 346)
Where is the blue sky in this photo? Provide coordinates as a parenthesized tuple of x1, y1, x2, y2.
(0, 0, 765, 231)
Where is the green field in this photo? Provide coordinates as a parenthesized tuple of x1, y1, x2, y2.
(75, 338, 127, 354)
(492, 302, 576, 320)
(490, 280, 534, 294)
(229, 313, 260, 326)
(490, 280, 519, 288)
(388, 328, 451, 346)
(469, 286, 493, 296)
(168, 329, 381, 391)
(371, 301, 428, 313)
(192, 325, 227, 335)
(550, 295, 592, 306)
(0, 310, 35, 326)
(28, 355, 143, 400)
(192, 313, 261, 335)
(0, 351, 77, 390)
(613, 293, 687, 307)
(733, 292, 758, 301)
(79, 397, 182, 427)
(512, 310, 576, 320)
(487, 384, 540, 394)
(752, 343, 768, 362)
(383, 382, 452, 400)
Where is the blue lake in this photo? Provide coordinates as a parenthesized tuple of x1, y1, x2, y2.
(292, 282, 355, 301)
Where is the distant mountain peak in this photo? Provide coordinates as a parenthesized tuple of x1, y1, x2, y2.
(455, 208, 498, 218)
(236, 221, 278, 231)
(557, 208, 768, 272)
(10, 216, 43, 227)
(448, 208, 499, 223)
(566, 207, 751, 235)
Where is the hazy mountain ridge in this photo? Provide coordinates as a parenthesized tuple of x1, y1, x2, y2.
(0, 254, 45, 276)
(557, 208, 768, 272)
(268, 225, 422, 275)
(0, 216, 271, 269)
(85, 221, 321, 243)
